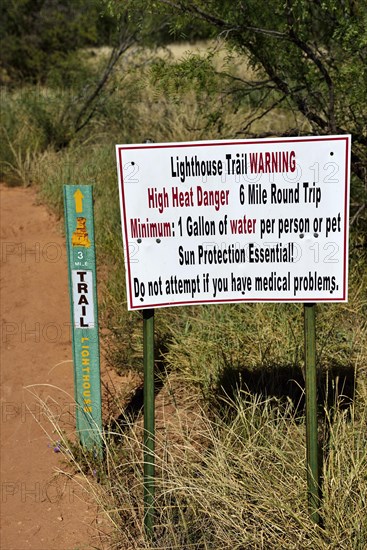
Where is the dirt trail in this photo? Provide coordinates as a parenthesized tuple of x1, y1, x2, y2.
(0, 184, 106, 549)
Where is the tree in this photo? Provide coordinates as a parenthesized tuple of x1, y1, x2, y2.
(108, 1, 366, 191)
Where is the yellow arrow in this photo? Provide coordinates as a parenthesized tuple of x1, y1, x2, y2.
(74, 189, 84, 213)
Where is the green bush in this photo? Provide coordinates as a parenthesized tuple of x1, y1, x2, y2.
(0, 0, 105, 84)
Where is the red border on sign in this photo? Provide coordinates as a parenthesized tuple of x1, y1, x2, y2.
(118, 147, 134, 309)
(117, 136, 350, 309)
(343, 137, 350, 301)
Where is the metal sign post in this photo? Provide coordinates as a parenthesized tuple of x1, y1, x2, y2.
(304, 303, 320, 524)
(64, 185, 103, 450)
(143, 309, 155, 537)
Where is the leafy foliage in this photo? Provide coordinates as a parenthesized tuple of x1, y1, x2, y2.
(109, 0, 367, 188)
(0, 0, 111, 83)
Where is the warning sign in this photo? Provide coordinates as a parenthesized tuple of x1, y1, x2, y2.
(116, 136, 351, 310)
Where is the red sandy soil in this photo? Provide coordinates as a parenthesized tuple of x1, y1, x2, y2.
(0, 184, 110, 550)
(0, 183, 204, 550)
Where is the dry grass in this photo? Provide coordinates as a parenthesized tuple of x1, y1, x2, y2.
(35, 370, 366, 549)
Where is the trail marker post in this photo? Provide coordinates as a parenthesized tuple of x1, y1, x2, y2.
(64, 185, 103, 450)
(116, 135, 351, 532)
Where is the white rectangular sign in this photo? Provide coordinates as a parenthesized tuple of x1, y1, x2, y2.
(72, 269, 96, 327)
(116, 136, 350, 310)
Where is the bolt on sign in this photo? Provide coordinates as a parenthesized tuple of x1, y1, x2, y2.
(116, 136, 351, 310)
(64, 185, 102, 449)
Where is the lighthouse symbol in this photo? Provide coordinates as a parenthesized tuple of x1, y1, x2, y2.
(72, 217, 91, 248)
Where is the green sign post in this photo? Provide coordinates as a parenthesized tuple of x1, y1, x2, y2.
(304, 303, 320, 524)
(64, 185, 103, 450)
(143, 309, 155, 536)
